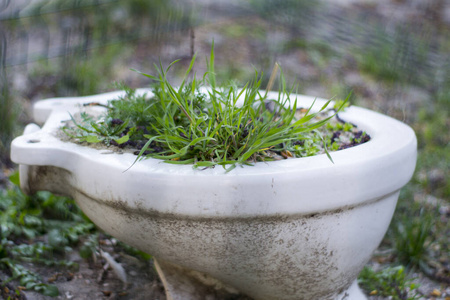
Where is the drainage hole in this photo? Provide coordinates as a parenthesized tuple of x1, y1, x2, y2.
(27, 139, 41, 143)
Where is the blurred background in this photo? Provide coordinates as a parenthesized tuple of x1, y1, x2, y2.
(0, 0, 448, 299)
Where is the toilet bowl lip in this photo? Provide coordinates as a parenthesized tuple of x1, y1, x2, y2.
(11, 90, 417, 217)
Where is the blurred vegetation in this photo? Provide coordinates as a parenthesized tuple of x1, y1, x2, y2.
(30, 44, 129, 97)
(0, 69, 18, 168)
(0, 173, 94, 297)
(0, 172, 150, 297)
(356, 26, 431, 86)
(358, 266, 420, 300)
(0, 0, 194, 167)
(249, 0, 321, 37)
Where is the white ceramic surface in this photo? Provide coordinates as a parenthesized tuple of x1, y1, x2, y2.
(11, 90, 417, 300)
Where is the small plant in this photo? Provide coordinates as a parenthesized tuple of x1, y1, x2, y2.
(392, 207, 433, 270)
(0, 172, 151, 297)
(0, 173, 94, 297)
(0, 258, 59, 297)
(63, 46, 370, 171)
(358, 266, 421, 300)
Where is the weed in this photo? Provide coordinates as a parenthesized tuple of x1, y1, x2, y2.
(0, 173, 94, 296)
(386, 180, 448, 283)
(0, 172, 151, 297)
(1, 258, 59, 297)
(78, 233, 99, 259)
(358, 265, 420, 300)
(392, 206, 434, 270)
(62, 46, 368, 172)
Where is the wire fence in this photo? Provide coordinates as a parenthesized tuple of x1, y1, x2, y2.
(1, 0, 447, 84)
(0, 0, 199, 165)
(0, 0, 195, 68)
(0, 0, 448, 166)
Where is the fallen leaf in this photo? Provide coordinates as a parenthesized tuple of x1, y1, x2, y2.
(281, 150, 293, 158)
(48, 273, 62, 283)
(430, 289, 441, 297)
(100, 250, 128, 284)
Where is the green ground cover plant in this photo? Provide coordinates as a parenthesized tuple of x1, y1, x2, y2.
(358, 265, 421, 300)
(0, 173, 94, 297)
(0, 172, 151, 298)
(62, 47, 369, 172)
(392, 205, 434, 269)
(386, 86, 449, 283)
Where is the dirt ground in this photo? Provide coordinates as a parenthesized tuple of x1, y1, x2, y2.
(0, 236, 167, 300)
(1, 241, 448, 300)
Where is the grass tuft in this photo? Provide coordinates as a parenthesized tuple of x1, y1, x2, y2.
(63, 48, 363, 171)
(392, 208, 433, 269)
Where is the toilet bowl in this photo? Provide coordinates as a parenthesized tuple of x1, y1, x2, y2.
(11, 90, 417, 300)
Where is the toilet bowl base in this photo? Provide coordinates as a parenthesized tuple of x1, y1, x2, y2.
(154, 259, 367, 300)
